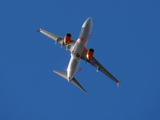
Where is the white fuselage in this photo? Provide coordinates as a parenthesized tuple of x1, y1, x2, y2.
(67, 17, 93, 81)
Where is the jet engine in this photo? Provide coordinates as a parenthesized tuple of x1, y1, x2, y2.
(87, 48, 94, 60)
(64, 33, 72, 44)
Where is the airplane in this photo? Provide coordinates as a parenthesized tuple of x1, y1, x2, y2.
(37, 17, 120, 93)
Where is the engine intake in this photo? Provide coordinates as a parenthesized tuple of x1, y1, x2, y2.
(64, 33, 72, 44)
(87, 48, 94, 60)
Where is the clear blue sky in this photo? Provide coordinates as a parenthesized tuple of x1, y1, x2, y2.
(1, 0, 160, 120)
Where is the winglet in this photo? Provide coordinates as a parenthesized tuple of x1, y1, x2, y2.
(36, 28, 42, 32)
(116, 80, 122, 87)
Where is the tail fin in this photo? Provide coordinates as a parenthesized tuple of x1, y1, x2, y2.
(53, 70, 87, 93)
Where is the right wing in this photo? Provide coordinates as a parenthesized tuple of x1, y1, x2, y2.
(81, 47, 119, 84)
(37, 28, 76, 52)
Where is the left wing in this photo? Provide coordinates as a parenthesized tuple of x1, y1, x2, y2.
(37, 28, 76, 52)
(81, 47, 120, 84)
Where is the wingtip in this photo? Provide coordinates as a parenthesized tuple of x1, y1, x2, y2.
(36, 28, 42, 32)
(116, 80, 122, 87)
(83, 89, 87, 93)
(82, 89, 87, 93)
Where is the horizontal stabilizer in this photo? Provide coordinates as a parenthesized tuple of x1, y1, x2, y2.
(53, 70, 86, 93)
(71, 78, 87, 93)
(53, 70, 67, 79)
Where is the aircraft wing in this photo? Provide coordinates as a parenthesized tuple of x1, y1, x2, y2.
(37, 28, 76, 52)
(81, 48, 119, 83)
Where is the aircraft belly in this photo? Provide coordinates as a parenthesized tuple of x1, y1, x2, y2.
(67, 55, 81, 81)
(78, 24, 92, 48)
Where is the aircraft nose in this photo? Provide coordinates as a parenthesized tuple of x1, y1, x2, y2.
(87, 17, 92, 23)
(82, 17, 93, 28)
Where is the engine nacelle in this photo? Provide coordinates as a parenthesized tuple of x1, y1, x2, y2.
(64, 33, 72, 44)
(87, 48, 94, 60)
